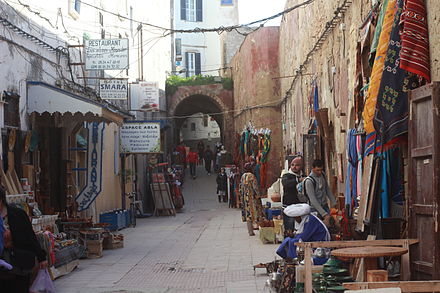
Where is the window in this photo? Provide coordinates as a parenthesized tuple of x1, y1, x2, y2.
(187, 52, 195, 76)
(3, 91, 20, 128)
(221, 0, 233, 5)
(185, 52, 201, 77)
(203, 115, 208, 127)
(68, 0, 81, 19)
(181, 0, 203, 22)
(183, 123, 188, 128)
(186, 0, 196, 21)
(191, 123, 196, 131)
(175, 38, 182, 56)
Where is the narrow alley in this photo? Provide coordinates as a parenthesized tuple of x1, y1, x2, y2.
(54, 166, 276, 293)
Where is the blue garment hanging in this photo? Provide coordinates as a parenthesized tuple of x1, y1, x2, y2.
(380, 152, 390, 218)
(345, 129, 358, 214)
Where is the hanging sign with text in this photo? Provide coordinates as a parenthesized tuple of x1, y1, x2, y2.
(120, 122, 161, 153)
(99, 79, 128, 100)
(138, 82, 160, 111)
(85, 38, 129, 70)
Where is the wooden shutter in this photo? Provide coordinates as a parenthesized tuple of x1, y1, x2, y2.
(195, 53, 201, 75)
(196, 0, 203, 22)
(175, 38, 182, 56)
(181, 0, 186, 20)
(185, 52, 189, 77)
(408, 82, 440, 280)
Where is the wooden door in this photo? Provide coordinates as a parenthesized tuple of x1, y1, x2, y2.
(408, 82, 440, 280)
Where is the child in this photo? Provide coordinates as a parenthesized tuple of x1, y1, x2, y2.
(216, 167, 228, 203)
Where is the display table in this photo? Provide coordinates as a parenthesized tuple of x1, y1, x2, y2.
(296, 239, 418, 293)
(332, 246, 408, 279)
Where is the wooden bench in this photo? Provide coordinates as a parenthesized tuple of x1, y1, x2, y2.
(343, 280, 440, 292)
(295, 239, 419, 293)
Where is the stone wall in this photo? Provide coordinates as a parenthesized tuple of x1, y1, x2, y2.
(230, 27, 283, 187)
(279, 0, 440, 195)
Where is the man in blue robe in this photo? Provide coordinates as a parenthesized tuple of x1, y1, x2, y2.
(276, 203, 330, 263)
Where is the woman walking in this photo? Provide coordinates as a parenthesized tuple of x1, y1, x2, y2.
(239, 163, 264, 236)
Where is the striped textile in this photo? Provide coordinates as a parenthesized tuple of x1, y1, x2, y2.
(362, 0, 397, 135)
(373, 0, 420, 146)
(399, 0, 431, 82)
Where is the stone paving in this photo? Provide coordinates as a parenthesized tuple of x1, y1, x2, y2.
(54, 166, 278, 293)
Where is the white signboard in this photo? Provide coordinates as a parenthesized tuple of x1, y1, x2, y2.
(85, 38, 129, 70)
(120, 122, 161, 153)
(138, 81, 159, 111)
(99, 79, 128, 100)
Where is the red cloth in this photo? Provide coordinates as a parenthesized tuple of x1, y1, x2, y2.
(399, 0, 431, 82)
(187, 151, 198, 163)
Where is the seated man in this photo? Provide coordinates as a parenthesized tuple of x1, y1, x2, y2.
(276, 203, 330, 264)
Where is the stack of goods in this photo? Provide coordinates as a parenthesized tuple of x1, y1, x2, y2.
(259, 220, 276, 244)
(53, 233, 84, 268)
(103, 233, 124, 250)
(307, 258, 353, 293)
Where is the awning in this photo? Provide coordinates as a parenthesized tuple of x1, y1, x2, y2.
(27, 81, 125, 125)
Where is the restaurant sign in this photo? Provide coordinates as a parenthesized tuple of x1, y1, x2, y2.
(85, 38, 129, 70)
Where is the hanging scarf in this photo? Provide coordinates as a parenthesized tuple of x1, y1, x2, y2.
(345, 129, 358, 214)
(362, 0, 397, 153)
(373, 0, 419, 146)
(369, 0, 391, 65)
(399, 0, 431, 82)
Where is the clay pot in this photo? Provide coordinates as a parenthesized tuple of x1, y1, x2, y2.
(271, 193, 281, 202)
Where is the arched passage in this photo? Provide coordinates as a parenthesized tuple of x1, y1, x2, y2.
(167, 84, 234, 152)
(173, 94, 225, 146)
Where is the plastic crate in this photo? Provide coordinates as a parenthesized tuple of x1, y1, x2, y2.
(125, 209, 131, 227)
(99, 212, 118, 231)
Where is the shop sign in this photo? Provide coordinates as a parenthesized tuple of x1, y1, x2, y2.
(76, 122, 105, 211)
(85, 38, 129, 70)
(120, 121, 161, 153)
(138, 81, 160, 111)
(99, 79, 128, 100)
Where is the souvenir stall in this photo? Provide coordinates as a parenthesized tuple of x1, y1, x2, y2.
(257, 0, 432, 291)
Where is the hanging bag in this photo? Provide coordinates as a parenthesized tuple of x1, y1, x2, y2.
(30, 268, 56, 293)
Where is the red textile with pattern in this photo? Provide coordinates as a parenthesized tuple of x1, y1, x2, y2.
(399, 0, 431, 82)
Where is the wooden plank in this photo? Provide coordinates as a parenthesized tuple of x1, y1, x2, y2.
(411, 146, 433, 158)
(11, 169, 24, 194)
(296, 239, 419, 249)
(343, 280, 440, 292)
(304, 243, 313, 293)
(357, 155, 373, 232)
(0, 168, 14, 194)
(6, 171, 19, 194)
(401, 239, 410, 281)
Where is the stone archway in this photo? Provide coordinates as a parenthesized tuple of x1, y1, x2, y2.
(167, 84, 234, 151)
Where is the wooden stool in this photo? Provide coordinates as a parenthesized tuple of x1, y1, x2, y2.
(367, 270, 388, 282)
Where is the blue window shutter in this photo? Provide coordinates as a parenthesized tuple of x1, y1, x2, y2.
(181, 0, 186, 20)
(195, 53, 201, 75)
(185, 52, 189, 77)
(196, 0, 203, 22)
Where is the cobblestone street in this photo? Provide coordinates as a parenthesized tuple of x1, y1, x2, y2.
(55, 166, 277, 293)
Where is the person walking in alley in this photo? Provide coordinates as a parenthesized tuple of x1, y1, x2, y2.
(239, 162, 264, 236)
(216, 167, 228, 203)
(204, 145, 214, 175)
(281, 156, 305, 235)
(304, 159, 337, 222)
(197, 140, 205, 166)
(187, 148, 199, 179)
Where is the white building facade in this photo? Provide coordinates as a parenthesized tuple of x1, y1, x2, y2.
(0, 0, 171, 215)
(173, 0, 239, 76)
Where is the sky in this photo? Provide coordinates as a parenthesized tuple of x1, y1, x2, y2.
(237, 0, 286, 26)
